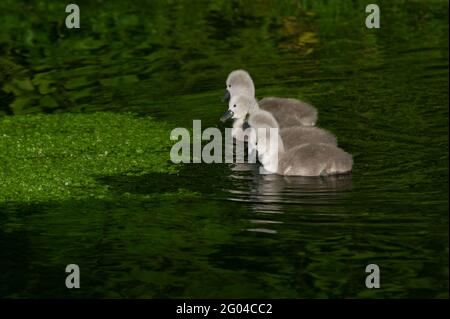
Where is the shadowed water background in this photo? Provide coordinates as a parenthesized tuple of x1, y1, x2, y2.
(0, 0, 448, 297)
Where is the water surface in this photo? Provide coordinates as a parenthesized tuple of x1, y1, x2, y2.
(0, 0, 448, 298)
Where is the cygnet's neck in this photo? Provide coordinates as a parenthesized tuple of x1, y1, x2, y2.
(248, 97, 260, 114)
(277, 135, 285, 154)
(259, 133, 286, 174)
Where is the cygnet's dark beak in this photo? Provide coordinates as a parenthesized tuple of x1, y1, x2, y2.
(221, 89, 230, 102)
(220, 109, 234, 122)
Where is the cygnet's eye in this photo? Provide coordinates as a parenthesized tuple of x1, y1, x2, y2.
(233, 104, 236, 108)
(228, 85, 231, 88)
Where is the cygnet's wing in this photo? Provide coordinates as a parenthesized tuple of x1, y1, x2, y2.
(279, 126, 337, 150)
(259, 97, 318, 127)
(280, 143, 352, 176)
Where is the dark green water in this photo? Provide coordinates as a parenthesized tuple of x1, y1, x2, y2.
(0, 0, 448, 298)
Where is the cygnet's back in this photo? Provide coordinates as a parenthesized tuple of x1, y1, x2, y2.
(279, 143, 353, 177)
(280, 126, 337, 151)
(259, 97, 318, 127)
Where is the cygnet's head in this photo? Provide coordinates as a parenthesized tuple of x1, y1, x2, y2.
(222, 69, 255, 102)
(220, 95, 254, 122)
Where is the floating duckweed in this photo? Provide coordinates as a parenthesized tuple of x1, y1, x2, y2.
(0, 112, 185, 203)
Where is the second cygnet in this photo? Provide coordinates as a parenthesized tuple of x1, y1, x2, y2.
(222, 70, 318, 137)
(221, 95, 337, 150)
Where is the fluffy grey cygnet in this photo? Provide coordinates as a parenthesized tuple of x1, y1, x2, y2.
(226, 95, 353, 176)
(221, 70, 318, 133)
(221, 93, 335, 149)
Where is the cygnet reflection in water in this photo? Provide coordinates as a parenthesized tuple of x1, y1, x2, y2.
(227, 163, 353, 234)
(228, 162, 352, 205)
